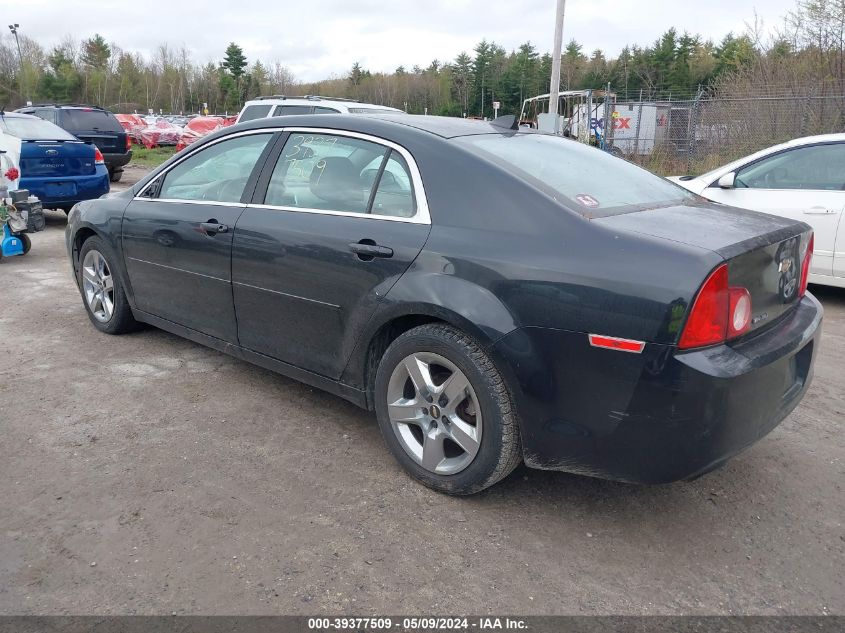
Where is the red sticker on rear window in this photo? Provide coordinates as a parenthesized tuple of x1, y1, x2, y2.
(575, 194, 599, 208)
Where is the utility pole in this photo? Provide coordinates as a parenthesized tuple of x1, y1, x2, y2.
(8, 24, 27, 105)
(549, 0, 566, 116)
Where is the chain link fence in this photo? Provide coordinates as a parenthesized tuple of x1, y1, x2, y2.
(599, 93, 845, 176)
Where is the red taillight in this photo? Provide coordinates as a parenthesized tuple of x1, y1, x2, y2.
(799, 234, 814, 297)
(679, 264, 753, 350)
(126, 135, 132, 151)
(679, 264, 729, 349)
(94, 147, 105, 164)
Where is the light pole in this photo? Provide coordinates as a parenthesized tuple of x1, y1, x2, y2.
(549, 0, 566, 117)
(8, 23, 27, 104)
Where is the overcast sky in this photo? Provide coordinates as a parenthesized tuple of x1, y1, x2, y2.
(8, 0, 798, 81)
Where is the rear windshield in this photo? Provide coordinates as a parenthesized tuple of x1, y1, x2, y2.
(455, 133, 694, 216)
(239, 104, 273, 122)
(62, 109, 124, 133)
(0, 116, 77, 141)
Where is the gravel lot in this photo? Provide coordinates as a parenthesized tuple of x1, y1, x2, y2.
(0, 169, 843, 615)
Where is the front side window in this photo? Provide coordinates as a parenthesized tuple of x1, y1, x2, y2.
(157, 133, 272, 203)
(264, 133, 390, 214)
(456, 133, 693, 216)
(734, 143, 845, 190)
(239, 104, 273, 122)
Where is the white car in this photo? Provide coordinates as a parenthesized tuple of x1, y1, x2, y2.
(236, 95, 403, 124)
(669, 134, 845, 288)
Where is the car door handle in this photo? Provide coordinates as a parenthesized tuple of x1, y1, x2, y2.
(804, 207, 836, 215)
(349, 241, 393, 260)
(200, 221, 229, 235)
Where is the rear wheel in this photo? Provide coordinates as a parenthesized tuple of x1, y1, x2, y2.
(374, 324, 522, 495)
(77, 236, 137, 334)
(109, 170, 123, 183)
(21, 234, 31, 255)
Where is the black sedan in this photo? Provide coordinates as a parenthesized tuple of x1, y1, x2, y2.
(65, 115, 822, 494)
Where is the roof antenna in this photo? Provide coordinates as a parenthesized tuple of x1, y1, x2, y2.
(491, 114, 519, 131)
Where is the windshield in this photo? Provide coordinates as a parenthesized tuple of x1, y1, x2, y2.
(456, 133, 694, 216)
(0, 116, 77, 141)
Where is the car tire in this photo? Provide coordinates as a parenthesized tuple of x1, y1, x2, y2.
(374, 323, 522, 495)
(21, 233, 31, 255)
(77, 236, 137, 335)
(109, 170, 123, 183)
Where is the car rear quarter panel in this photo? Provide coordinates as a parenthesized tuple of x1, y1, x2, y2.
(342, 137, 722, 392)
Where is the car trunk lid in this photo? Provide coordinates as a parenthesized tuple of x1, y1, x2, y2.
(19, 140, 96, 177)
(594, 202, 812, 336)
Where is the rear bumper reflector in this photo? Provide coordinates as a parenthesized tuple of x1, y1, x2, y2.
(588, 334, 646, 353)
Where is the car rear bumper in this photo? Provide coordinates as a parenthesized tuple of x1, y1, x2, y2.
(102, 151, 132, 171)
(20, 167, 110, 206)
(491, 293, 823, 484)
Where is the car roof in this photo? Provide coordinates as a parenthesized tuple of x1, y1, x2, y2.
(241, 97, 401, 112)
(235, 113, 519, 140)
(19, 104, 108, 111)
(2, 111, 38, 119)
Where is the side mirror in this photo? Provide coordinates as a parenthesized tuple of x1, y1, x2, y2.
(718, 172, 736, 189)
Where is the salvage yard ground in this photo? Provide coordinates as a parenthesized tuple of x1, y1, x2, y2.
(0, 169, 842, 614)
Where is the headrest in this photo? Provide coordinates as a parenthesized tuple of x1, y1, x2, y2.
(309, 156, 361, 205)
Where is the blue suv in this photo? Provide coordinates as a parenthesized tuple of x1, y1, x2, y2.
(0, 112, 109, 211)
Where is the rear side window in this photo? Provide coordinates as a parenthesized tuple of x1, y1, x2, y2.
(273, 105, 313, 116)
(371, 151, 415, 217)
(456, 134, 693, 216)
(734, 143, 845, 190)
(0, 116, 76, 140)
(264, 132, 388, 213)
(239, 104, 273, 122)
(34, 108, 58, 124)
(61, 109, 123, 133)
(313, 107, 340, 114)
(157, 133, 272, 203)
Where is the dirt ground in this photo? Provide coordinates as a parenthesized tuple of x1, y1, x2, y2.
(0, 169, 843, 615)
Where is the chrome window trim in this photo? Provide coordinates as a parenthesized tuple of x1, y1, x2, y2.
(134, 126, 431, 225)
(133, 198, 245, 208)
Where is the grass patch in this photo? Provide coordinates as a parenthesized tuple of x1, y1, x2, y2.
(129, 146, 177, 169)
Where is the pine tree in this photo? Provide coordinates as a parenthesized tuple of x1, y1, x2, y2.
(221, 43, 247, 79)
(81, 34, 110, 70)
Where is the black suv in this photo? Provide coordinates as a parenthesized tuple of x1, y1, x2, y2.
(17, 105, 132, 182)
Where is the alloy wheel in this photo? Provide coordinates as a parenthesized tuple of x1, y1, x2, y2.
(81, 249, 115, 323)
(386, 352, 483, 475)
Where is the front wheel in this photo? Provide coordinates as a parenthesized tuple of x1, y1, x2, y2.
(77, 236, 138, 334)
(21, 233, 31, 255)
(374, 324, 522, 495)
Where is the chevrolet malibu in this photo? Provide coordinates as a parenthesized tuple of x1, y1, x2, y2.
(65, 115, 822, 494)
